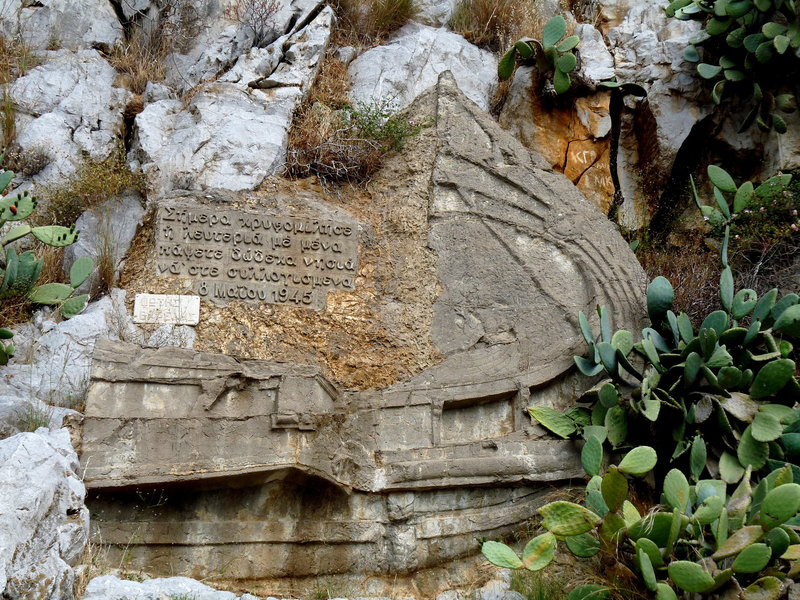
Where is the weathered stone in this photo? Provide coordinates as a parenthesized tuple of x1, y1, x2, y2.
(62, 191, 146, 294)
(132, 7, 333, 194)
(9, 49, 130, 192)
(0, 0, 122, 51)
(415, 0, 457, 26)
(500, 68, 615, 213)
(348, 24, 497, 111)
(606, 4, 709, 229)
(134, 294, 201, 325)
(83, 575, 259, 599)
(0, 429, 89, 600)
(574, 24, 615, 85)
(0, 395, 77, 439)
(84, 72, 646, 592)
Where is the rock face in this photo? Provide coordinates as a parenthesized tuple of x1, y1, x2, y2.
(0, 429, 89, 600)
(9, 49, 130, 191)
(131, 6, 333, 194)
(83, 575, 261, 600)
(82, 73, 646, 593)
(62, 192, 146, 294)
(500, 69, 615, 214)
(348, 24, 497, 112)
(0, 0, 122, 51)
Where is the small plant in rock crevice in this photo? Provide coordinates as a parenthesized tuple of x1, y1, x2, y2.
(225, 0, 280, 47)
(331, 0, 419, 46)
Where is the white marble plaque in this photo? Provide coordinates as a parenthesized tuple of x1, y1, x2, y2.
(133, 294, 200, 325)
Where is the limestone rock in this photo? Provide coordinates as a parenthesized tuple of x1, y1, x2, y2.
(574, 24, 615, 84)
(500, 67, 615, 213)
(0, 394, 77, 439)
(132, 7, 333, 194)
(606, 3, 709, 229)
(348, 24, 497, 111)
(415, 0, 457, 26)
(0, 0, 122, 51)
(62, 191, 146, 295)
(0, 428, 89, 599)
(9, 49, 130, 192)
(83, 575, 260, 599)
(163, 0, 325, 95)
(0, 290, 142, 405)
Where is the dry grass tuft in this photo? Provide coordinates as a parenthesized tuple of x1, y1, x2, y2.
(109, 24, 168, 95)
(637, 237, 721, 326)
(449, 0, 544, 53)
(332, 0, 419, 46)
(0, 35, 38, 150)
(40, 143, 145, 227)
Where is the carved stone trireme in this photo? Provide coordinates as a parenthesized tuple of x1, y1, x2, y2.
(80, 73, 647, 591)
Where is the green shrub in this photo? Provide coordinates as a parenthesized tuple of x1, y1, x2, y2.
(668, 0, 799, 133)
(0, 168, 93, 364)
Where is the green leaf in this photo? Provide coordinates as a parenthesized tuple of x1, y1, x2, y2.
(69, 256, 93, 288)
(605, 406, 627, 447)
(618, 446, 657, 476)
(762, 21, 787, 38)
(623, 500, 641, 526)
(742, 577, 783, 600)
(598, 383, 619, 408)
(601, 466, 628, 512)
(664, 468, 690, 511)
(582, 436, 603, 477)
(739, 425, 770, 469)
(752, 411, 783, 442)
(691, 436, 707, 480)
(498, 47, 517, 79)
(638, 547, 657, 591)
(774, 304, 800, 336)
(727, 25, 748, 45)
(31, 225, 79, 247)
(761, 483, 800, 529)
(539, 501, 601, 536)
(756, 40, 775, 62)
(720, 451, 745, 483)
(713, 525, 764, 558)
(556, 35, 580, 52)
(732, 289, 757, 320)
(575, 356, 603, 376)
(529, 406, 577, 438)
(775, 34, 790, 53)
(553, 68, 570, 94)
(655, 583, 677, 600)
(1, 224, 30, 245)
(542, 15, 567, 47)
(611, 330, 634, 355)
(28, 283, 74, 305)
(733, 543, 772, 573)
(697, 62, 723, 78)
(647, 276, 674, 324)
(751, 359, 796, 398)
(515, 40, 534, 58)
(521, 532, 556, 571)
(667, 561, 715, 593)
(565, 532, 601, 558)
(684, 45, 700, 61)
(61, 294, 89, 320)
(556, 52, 578, 74)
(744, 32, 766, 51)
(734, 181, 754, 213)
(708, 165, 737, 192)
(578, 311, 594, 345)
(706, 16, 732, 35)
(481, 541, 523, 569)
(720, 266, 734, 311)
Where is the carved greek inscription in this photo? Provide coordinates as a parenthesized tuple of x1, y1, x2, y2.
(133, 293, 200, 325)
(155, 203, 359, 310)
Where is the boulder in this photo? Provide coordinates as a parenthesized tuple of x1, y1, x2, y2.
(0, 0, 122, 51)
(132, 7, 333, 194)
(9, 49, 130, 192)
(574, 24, 615, 85)
(61, 191, 146, 295)
(0, 428, 89, 599)
(348, 24, 497, 111)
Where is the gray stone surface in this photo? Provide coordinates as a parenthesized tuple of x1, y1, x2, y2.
(574, 24, 615, 85)
(132, 7, 333, 194)
(415, 0, 457, 26)
(62, 192, 146, 294)
(0, 428, 89, 599)
(83, 575, 259, 599)
(606, 4, 708, 228)
(9, 49, 130, 192)
(0, 0, 122, 51)
(81, 73, 646, 587)
(348, 24, 497, 112)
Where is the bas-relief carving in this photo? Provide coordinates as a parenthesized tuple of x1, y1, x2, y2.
(80, 73, 647, 590)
